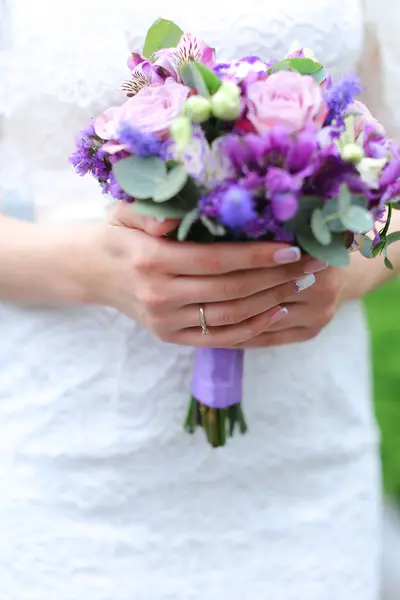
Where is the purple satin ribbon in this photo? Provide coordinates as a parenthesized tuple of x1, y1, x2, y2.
(190, 348, 244, 409)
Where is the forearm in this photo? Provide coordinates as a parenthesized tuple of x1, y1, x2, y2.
(341, 210, 400, 303)
(0, 215, 96, 306)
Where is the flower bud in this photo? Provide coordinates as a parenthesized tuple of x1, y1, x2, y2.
(184, 95, 212, 124)
(341, 143, 364, 164)
(170, 115, 192, 153)
(357, 157, 387, 188)
(211, 81, 242, 121)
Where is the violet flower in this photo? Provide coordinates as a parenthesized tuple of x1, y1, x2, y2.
(324, 73, 362, 127)
(218, 185, 257, 231)
(117, 123, 166, 158)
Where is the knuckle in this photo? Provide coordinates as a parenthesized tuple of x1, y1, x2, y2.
(321, 304, 336, 325)
(138, 284, 169, 312)
(221, 278, 248, 300)
(156, 329, 175, 344)
(132, 241, 160, 272)
(198, 251, 223, 274)
(218, 306, 242, 326)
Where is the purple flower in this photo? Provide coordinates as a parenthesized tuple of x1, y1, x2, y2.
(219, 185, 257, 231)
(286, 127, 319, 173)
(117, 123, 165, 158)
(69, 121, 110, 182)
(265, 167, 301, 221)
(324, 73, 362, 126)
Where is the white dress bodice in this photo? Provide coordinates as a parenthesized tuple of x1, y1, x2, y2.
(0, 1, 388, 599)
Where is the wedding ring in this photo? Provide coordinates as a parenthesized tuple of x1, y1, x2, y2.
(199, 305, 209, 335)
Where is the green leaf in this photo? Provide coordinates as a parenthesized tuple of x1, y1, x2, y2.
(200, 216, 226, 236)
(180, 62, 210, 97)
(311, 66, 330, 85)
(337, 184, 352, 217)
(112, 156, 167, 199)
(360, 235, 374, 258)
(321, 198, 346, 232)
(177, 208, 199, 241)
(268, 57, 324, 76)
(187, 62, 222, 95)
(297, 231, 350, 267)
(142, 18, 183, 59)
(384, 256, 394, 270)
(153, 165, 188, 202)
(341, 205, 374, 233)
(285, 196, 323, 234)
(133, 199, 187, 219)
(310, 208, 332, 245)
(386, 231, 400, 246)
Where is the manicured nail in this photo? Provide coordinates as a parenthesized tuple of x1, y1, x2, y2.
(303, 259, 328, 274)
(268, 306, 289, 326)
(273, 246, 302, 264)
(156, 217, 166, 223)
(294, 273, 316, 292)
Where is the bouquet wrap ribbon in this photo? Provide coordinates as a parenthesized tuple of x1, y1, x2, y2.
(191, 348, 244, 408)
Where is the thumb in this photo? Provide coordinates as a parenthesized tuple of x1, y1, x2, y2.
(108, 201, 179, 237)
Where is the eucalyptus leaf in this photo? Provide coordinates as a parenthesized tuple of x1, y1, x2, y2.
(133, 199, 187, 219)
(337, 184, 352, 217)
(321, 198, 346, 232)
(359, 235, 374, 258)
(386, 231, 400, 246)
(177, 208, 199, 241)
(113, 156, 166, 199)
(310, 208, 332, 245)
(180, 62, 210, 97)
(341, 205, 374, 233)
(142, 18, 183, 59)
(285, 196, 323, 234)
(297, 231, 350, 267)
(153, 165, 188, 202)
(200, 216, 226, 237)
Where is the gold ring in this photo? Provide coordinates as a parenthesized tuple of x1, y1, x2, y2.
(199, 305, 209, 335)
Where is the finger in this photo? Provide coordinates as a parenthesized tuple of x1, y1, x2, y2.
(173, 265, 315, 305)
(109, 201, 179, 237)
(164, 280, 301, 329)
(164, 305, 289, 348)
(233, 327, 315, 349)
(140, 235, 304, 275)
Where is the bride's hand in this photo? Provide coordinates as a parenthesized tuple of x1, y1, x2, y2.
(234, 264, 344, 349)
(95, 202, 326, 348)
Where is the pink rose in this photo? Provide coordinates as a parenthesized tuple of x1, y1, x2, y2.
(94, 81, 190, 151)
(246, 71, 327, 134)
(350, 100, 386, 138)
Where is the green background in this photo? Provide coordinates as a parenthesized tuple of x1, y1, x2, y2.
(365, 276, 400, 499)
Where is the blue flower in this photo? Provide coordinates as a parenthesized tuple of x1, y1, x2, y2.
(324, 74, 362, 127)
(219, 185, 257, 231)
(117, 124, 165, 158)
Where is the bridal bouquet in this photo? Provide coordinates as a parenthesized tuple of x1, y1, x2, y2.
(70, 19, 400, 447)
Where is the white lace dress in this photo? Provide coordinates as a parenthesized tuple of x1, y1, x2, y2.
(0, 0, 397, 598)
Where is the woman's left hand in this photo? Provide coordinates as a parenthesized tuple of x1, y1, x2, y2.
(235, 262, 345, 348)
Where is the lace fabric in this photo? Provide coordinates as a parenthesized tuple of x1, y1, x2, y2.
(0, 1, 387, 598)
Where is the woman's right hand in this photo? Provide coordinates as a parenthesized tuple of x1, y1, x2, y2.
(87, 202, 324, 348)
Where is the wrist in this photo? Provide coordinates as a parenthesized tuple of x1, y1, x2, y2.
(0, 217, 107, 307)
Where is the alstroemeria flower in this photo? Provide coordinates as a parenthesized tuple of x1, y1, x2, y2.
(122, 50, 173, 97)
(153, 33, 216, 81)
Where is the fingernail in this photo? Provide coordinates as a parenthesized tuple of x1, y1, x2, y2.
(268, 306, 289, 326)
(156, 217, 166, 223)
(273, 246, 302, 264)
(294, 273, 316, 292)
(303, 259, 328, 274)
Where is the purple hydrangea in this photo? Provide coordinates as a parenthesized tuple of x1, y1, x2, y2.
(324, 73, 362, 127)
